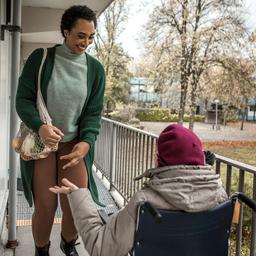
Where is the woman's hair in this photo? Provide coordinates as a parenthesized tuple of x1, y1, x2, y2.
(60, 5, 97, 38)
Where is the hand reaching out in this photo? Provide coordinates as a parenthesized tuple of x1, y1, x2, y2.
(60, 142, 90, 170)
(49, 178, 79, 194)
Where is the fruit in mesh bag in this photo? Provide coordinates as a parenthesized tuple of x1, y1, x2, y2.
(21, 133, 36, 157)
(21, 133, 50, 160)
(34, 135, 52, 158)
(12, 137, 24, 153)
(12, 122, 29, 153)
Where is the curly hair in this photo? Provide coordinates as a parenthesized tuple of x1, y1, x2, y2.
(60, 5, 97, 38)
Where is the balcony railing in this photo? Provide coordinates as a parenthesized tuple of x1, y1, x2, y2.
(215, 155, 256, 256)
(95, 117, 256, 256)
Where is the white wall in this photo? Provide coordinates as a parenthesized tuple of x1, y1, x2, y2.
(0, 0, 11, 231)
(21, 7, 64, 46)
(22, 6, 63, 33)
(247, 107, 256, 121)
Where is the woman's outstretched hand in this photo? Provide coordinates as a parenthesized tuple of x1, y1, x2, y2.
(49, 178, 79, 194)
(60, 142, 90, 170)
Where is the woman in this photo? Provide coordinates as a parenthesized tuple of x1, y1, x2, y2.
(16, 5, 105, 256)
(50, 124, 228, 256)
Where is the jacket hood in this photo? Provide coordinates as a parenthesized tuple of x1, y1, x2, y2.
(140, 165, 226, 212)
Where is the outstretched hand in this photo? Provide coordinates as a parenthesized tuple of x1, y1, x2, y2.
(60, 142, 90, 170)
(49, 178, 79, 194)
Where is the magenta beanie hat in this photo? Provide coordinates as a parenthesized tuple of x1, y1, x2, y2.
(157, 124, 205, 167)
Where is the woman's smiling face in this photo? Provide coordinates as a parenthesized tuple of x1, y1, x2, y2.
(64, 18, 95, 54)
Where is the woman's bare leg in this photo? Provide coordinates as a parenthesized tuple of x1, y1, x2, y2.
(32, 152, 58, 247)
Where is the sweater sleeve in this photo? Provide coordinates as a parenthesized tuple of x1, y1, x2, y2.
(16, 48, 45, 133)
(68, 188, 136, 256)
(79, 61, 106, 148)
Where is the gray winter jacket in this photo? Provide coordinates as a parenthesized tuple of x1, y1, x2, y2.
(67, 165, 228, 256)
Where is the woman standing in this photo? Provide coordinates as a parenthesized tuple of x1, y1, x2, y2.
(16, 5, 105, 256)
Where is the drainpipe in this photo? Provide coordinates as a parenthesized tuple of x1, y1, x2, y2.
(6, 0, 22, 249)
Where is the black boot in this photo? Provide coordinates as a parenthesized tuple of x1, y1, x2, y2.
(35, 241, 50, 256)
(60, 234, 80, 256)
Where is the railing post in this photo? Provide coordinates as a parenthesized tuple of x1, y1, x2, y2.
(226, 165, 232, 197)
(109, 122, 116, 191)
(236, 169, 245, 256)
(215, 160, 221, 175)
(250, 174, 256, 256)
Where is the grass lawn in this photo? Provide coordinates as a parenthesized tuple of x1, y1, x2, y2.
(203, 142, 256, 167)
(203, 142, 256, 255)
(204, 143, 256, 196)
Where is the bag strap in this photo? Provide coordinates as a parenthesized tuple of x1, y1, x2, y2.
(36, 48, 52, 125)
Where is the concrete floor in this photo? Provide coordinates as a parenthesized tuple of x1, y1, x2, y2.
(13, 172, 118, 256)
(0, 224, 14, 256)
(16, 224, 89, 256)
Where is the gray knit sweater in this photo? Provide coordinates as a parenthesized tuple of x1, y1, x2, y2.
(47, 43, 88, 142)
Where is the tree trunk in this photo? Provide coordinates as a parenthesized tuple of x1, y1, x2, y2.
(240, 97, 248, 130)
(189, 73, 198, 130)
(223, 111, 227, 126)
(189, 104, 195, 130)
(178, 0, 189, 125)
(223, 105, 227, 126)
(253, 99, 256, 121)
(178, 83, 185, 125)
(240, 110, 245, 131)
(178, 63, 188, 125)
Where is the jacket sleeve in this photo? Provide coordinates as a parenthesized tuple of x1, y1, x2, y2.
(79, 62, 105, 149)
(68, 188, 136, 256)
(15, 48, 45, 133)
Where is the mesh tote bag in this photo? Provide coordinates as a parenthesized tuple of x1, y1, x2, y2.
(12, 48, 58, 161)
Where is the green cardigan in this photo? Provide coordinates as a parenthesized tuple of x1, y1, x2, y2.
(16, 46, 105, 207)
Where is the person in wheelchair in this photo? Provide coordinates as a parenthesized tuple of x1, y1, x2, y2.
(50, 124, 228, 256)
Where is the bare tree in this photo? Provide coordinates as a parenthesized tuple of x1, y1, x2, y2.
(201, 56, 256, 130)
(142, 0, 248, 128)
(94, 0, 131, 114)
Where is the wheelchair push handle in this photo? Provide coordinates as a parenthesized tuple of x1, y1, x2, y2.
(231, 192, 256, 211)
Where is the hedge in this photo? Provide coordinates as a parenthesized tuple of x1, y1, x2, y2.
(135, 108, 205, 122)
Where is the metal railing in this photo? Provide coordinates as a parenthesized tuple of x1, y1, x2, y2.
(94, 117, 157, 202)
(94, 117, 256, 256)
(215, 155, 256, 256)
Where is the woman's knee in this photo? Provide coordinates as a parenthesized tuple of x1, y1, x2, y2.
(34, 195, 58, 217)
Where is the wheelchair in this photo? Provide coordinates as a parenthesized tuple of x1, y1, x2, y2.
(132, 192, 256, 256)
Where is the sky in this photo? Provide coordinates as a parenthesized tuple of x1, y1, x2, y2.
(118, 0, 256, 60)
(118, 0, 156, 59)
(244, 0, 256, 29)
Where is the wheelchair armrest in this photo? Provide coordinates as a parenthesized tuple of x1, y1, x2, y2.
(143, 202, 162, 223)
(231, 192, 256, 212)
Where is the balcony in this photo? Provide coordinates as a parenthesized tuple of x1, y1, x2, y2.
(1, 0, 256, 255)
(1, 118, 256, 255)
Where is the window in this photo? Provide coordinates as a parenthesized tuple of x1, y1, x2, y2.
(249, 105, 256, 112)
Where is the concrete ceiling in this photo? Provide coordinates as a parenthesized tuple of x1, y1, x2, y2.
(22, 0, 113, 15)
(21, 0, 114, 44)
(22, 32, 63, 44)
